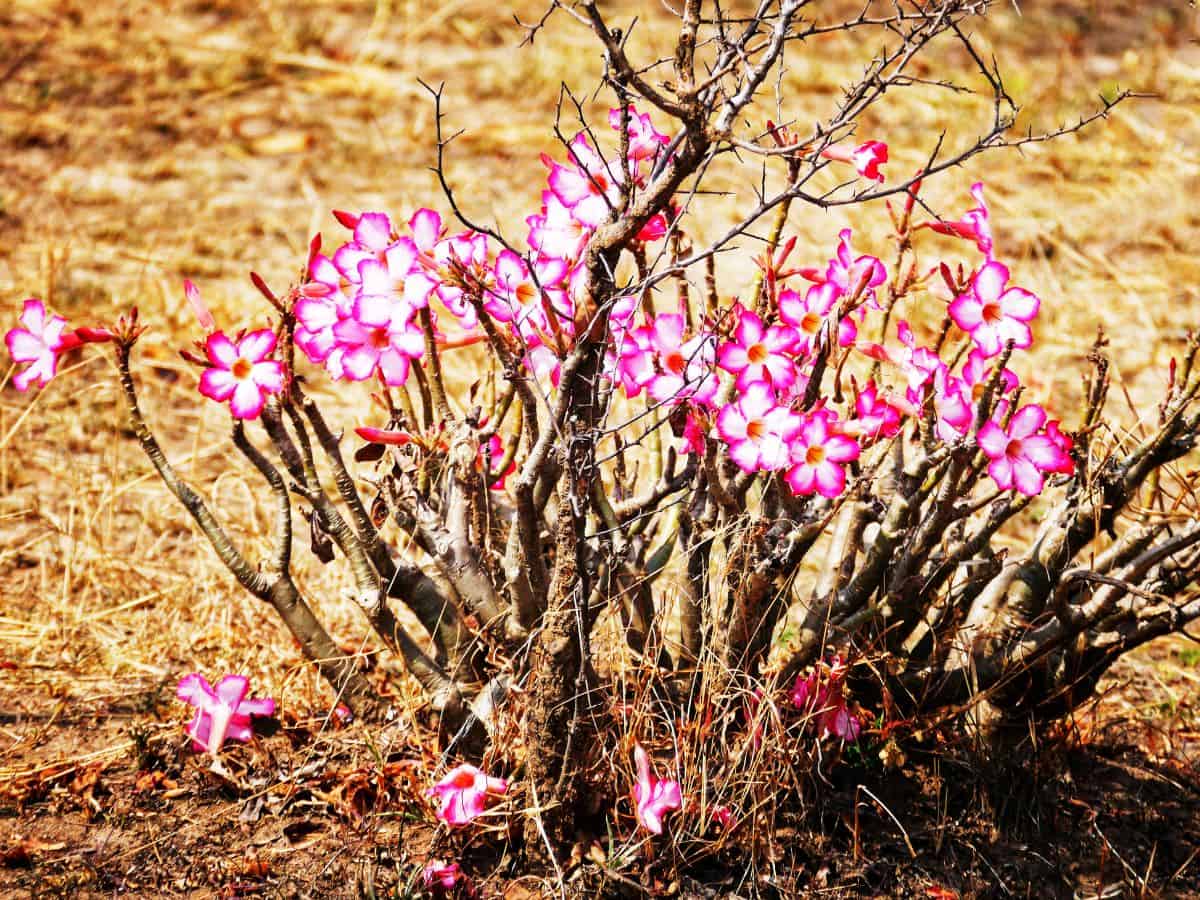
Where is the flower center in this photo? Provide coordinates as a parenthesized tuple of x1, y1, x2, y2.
(370, 328, 391, 349)
(801, 312, 821, 334)
(746, 342, 768, 365)
(515, 283, 536, 306)
(805, 444, 826, 465)
(665, 351, 686, 375)
(746, 418, 766, 441)
(982, 302, 1002, 324)
(231, 358, 253, 379)
(1005, 438, 1024, 459)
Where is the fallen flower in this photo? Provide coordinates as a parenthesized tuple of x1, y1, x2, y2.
(711, 805, 736, 831)
(427, 763, 508, 827)
(632, 744, 683, 835)
(176, 673, 276, 755)
(791, 657, 862, 742)
(422, 859, 463, 893)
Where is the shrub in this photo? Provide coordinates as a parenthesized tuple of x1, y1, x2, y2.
(8, 0, 1197, 889)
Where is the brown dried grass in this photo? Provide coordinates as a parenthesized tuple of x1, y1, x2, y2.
(1, 0, 1198, 748)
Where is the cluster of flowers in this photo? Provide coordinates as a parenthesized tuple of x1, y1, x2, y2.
(5, 105, 1070, 500)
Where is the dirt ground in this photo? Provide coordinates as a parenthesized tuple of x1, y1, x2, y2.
(2, 1, 1200, 897)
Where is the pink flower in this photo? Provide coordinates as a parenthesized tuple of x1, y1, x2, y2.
(1043, 420, 1076, 474)
(784, 412, 860, 498)
(849, 379, 902, 441)
(716, 381, 801, 472)
(5, 299, 82, 391)
(948, 260, 1039, 358)
(352, 247, 436, 327)
(176, 673, 276, 755)
(821, 140, 888, 182)
(641, 314, 718, 406)
(778, 282, 857, 354)
(823, 229, 887, 304)
(327, 293, 425, 386)
(680, 410, 706, 456)
(636, 213, 670, 243)
(976, 403, 1073, 495)
(197, 330, 285, 419)
(962, 347, 1018, 401)
(632, 744, 683, 835)
(608, 105, 671, 165)
(607, 308, 656, 399)
(485, 250, 570, 333)
(408, 207, 444, 252)
(422, 860, 463, 894)
(717, 306, 801, 391)
(711, 805, 736, 831)
(892, 320, 943, 393)
(479, 434, 514, 491)
(331, 210, 398, 278)
(914, 364, 972, 443)
(924, 181, 993, 257)
(427, 764, 508, 828)
(426, 230, 492, 332)
(527, 191, 590, 264)
(543, 133, 622, 228)
(791, 657, 861, 742)
(296, 253, 356, 363)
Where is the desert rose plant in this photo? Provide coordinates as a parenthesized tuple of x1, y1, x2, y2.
(7, 0, 1198, 886)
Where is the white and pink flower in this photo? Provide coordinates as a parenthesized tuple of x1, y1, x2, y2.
(717, 306, 801, 391)
(949, 260, 1039, 358)
(176, 673, 275, 755)
(427, 763, 509, 828)
(197, 330, 285, 419)
(784, 412, 860, 498)
(632, 744, 683, 835)
(716, 382, 802, 472)
(4, 299, 82, 391)
(976, 403, 1072, 495)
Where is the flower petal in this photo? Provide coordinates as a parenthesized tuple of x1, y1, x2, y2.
(229, 380, 267, 419)
(237, 330, 277, 363)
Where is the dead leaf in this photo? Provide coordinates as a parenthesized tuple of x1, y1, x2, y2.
(238, 853, 271, 880)
(2, 838, 66, 868)
(281, 819, 325, 851)
(133, 769, 178, 794)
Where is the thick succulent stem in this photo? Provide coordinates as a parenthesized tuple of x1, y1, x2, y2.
(115, 344, 380, 717)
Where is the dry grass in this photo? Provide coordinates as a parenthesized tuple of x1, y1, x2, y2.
(1, 0, 1198, 829)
